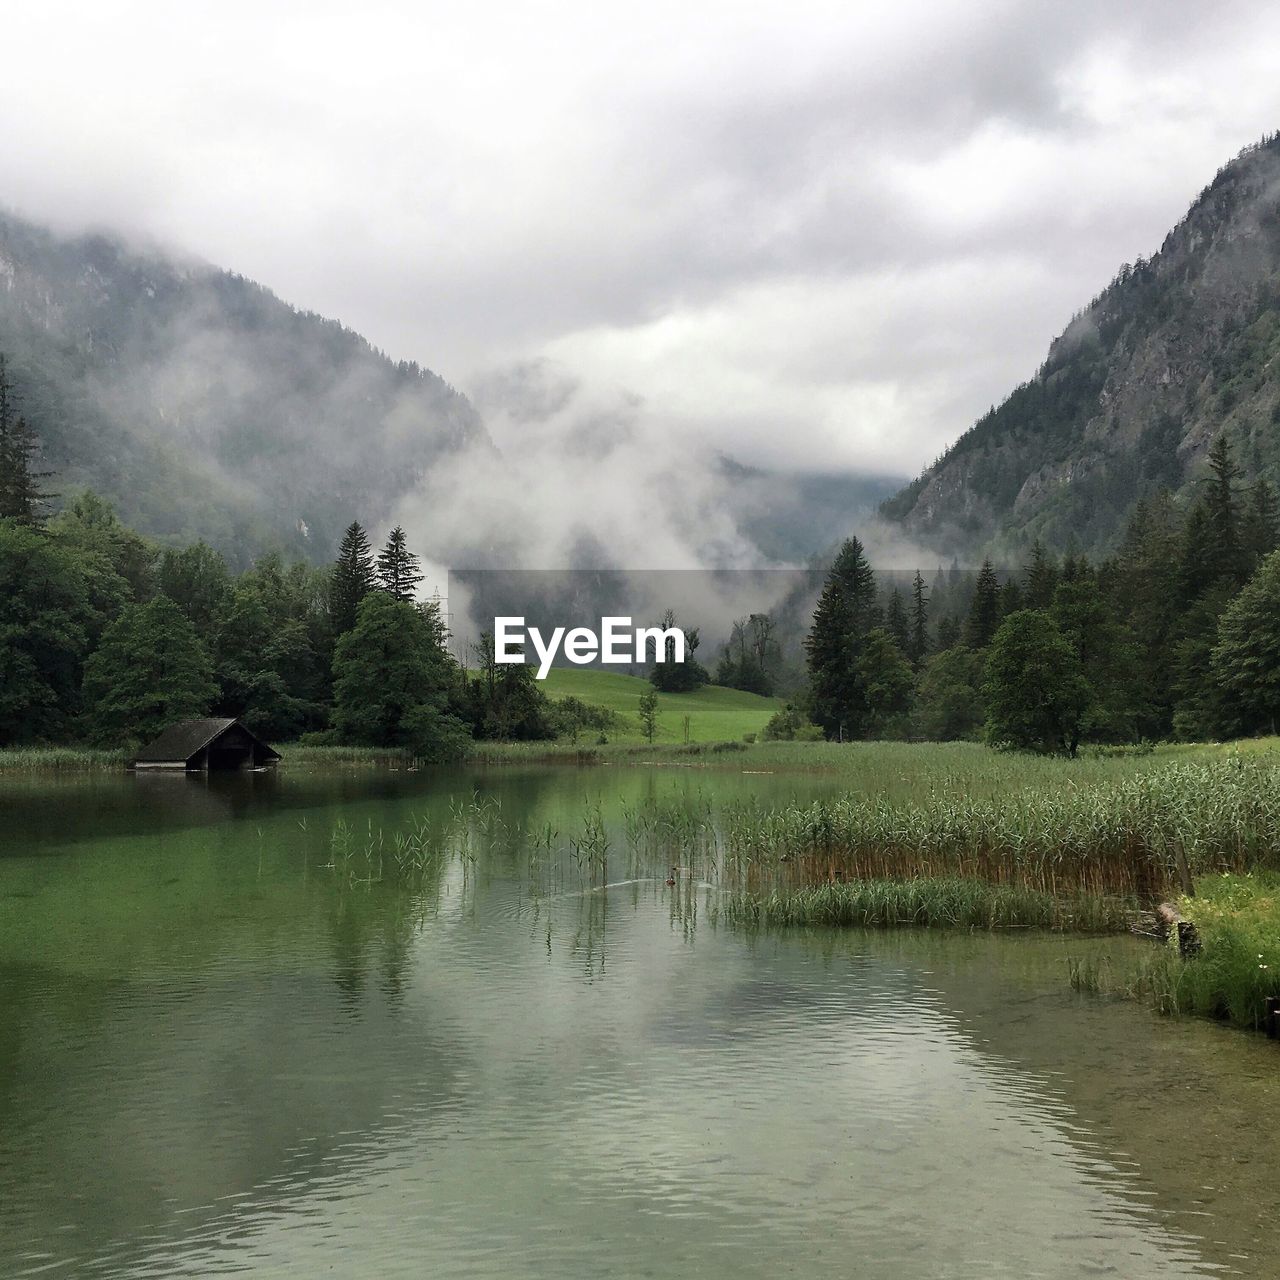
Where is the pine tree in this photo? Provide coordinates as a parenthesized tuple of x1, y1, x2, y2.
(376, 526, 423, 602)
(1243, 478, 1279, 572)
(1177, 500, 1216, 605)
(1212, 550, 1280, 735)
(963, 559, 1001, 649)
(908, 570, 929, 668)
(0, 356, 52, 525)
(331, 521, 376, 633)
(804, 537, 878, 739)
(1205, 433, 1246, 586)
(885, 588, 910, 654)
(1023, 540, 1058, 610)
(935, 615, 961, 651)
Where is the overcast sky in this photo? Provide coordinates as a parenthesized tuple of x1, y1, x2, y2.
(4, 0, 1280, 482)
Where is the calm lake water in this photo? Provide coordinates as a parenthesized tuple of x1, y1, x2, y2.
(1, 763, 1278, 1278)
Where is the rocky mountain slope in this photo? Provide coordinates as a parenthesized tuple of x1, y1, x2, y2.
(0, 209, 486, 565)
(882, 134, 1280, 562)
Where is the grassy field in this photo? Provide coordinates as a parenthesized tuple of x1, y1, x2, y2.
(538, 667, 784, 743)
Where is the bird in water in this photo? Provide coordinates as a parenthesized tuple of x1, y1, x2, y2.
(665, 867, 677, 886)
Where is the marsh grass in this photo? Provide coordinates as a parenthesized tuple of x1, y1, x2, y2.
(0, 746, 128, 771)
(723, 877, 1131, 932)
(713, 755, 1280, 899)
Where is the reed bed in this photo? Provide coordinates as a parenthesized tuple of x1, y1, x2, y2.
(0, 746, 127, 771)
(723, 877, 1130, 932)
(717, 756, 1280, 899)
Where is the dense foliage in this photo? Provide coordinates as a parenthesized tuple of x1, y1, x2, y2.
(799, 433, 1280, 752)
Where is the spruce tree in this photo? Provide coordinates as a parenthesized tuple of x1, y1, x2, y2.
(1177, 501, 1216, 605)
(376, 525, 424, 602)
(1212, 550, 1280, 735)
(1205, 433, 1246, 586)
(0, 357, 52, 525)
(1023, 540, 1058, 610)
(1243, 478, 1279, 572)
(908, 570, 929, 668)
(331, 521, 376, 633)
(963, 559, 1001, 649)
(885, 588, 910, 654)
(804, 536, 878, 739)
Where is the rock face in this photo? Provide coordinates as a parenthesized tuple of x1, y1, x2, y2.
(882, 134, 1280, 563)
(0, 210, 487, 565)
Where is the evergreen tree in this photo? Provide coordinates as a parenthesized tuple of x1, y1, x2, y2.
(1050, 570, 1145, 742)
(1023, 539, 1058, 610)
(804, 537, 878, 739)
(1211, 550, 1280, 735)
(963, 559, 1001, 649)
(1177, 500, 1217, 605)
(983, 611, 1089, 755)
(885, 588, 910, 655)
(1205, 433, 1246, 586)
(935, 615, 961, 651)
(331, 521, 376, 633)
(82, 597, 217, 744)
(332, 593, 467, 758)
(0, 357, 52, 525)
(908, 570, 929, 668)
(1243, 478, 1279, 572)
(376, 525, 424, 602)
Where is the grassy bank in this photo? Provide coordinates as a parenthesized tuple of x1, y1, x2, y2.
(1072, 872, 1280, 1032)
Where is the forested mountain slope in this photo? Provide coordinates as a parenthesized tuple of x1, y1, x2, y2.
(883, 134, 1280, 561)
(0, 209, 486, 566)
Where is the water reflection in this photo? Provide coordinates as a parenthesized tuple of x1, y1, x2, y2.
(0, 766, 1272, 1277)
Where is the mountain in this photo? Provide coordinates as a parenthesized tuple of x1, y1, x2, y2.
(882, 133, 1280, 563)
(716, 456, 906, 563)
(0, 208, 486, 566)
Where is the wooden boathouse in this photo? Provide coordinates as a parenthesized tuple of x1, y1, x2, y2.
(131, 718, 281, 771)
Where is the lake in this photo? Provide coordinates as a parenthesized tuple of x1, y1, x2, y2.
(1, 763, 1277, 1277)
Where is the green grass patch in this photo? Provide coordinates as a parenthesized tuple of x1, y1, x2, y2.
(537, 667, 783, 744)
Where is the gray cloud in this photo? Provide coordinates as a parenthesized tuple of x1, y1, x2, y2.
(1, 0, 1279, 503)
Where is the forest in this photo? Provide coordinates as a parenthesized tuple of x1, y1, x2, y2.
(3, 348, 1279, 759)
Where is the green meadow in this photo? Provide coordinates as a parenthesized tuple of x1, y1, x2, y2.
(537, 667, 785, 743)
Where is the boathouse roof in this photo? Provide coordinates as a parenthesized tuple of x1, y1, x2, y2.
(132, 718, 281, 769)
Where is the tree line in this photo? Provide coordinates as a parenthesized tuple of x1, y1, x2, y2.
(0, 360, 591, 756)
(6, 340, 1280, 757)
(792, 433, 1280, 751)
